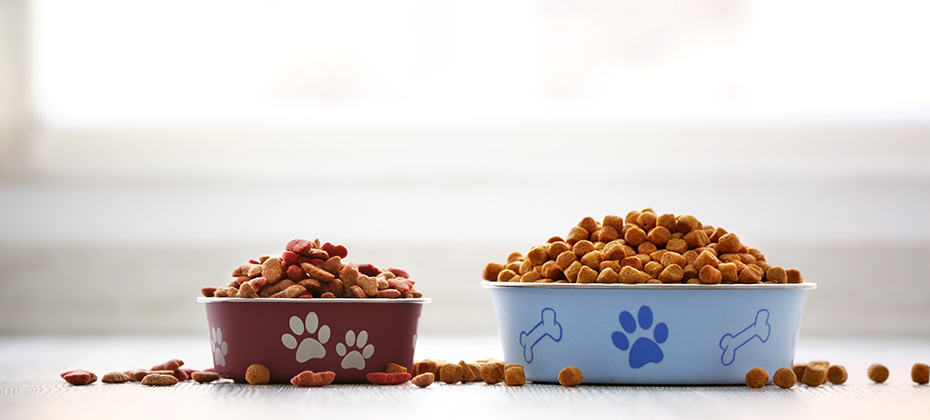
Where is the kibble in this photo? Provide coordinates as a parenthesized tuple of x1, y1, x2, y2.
(504, 365, 525, 386)
(480, 362, 505, 384)
(773, 367, 796, 388)
(366, 372, 412, 385)
(101, 371, 131, 384)
(61, 369, 97, 386)
(439, 363, 464, 384)
(827, 365, 848, 384)
(801, 363, 827, 387)
(745, 367, 769, 388)
(912, 363, 929, 385)
(868, 363, 889, 383)
(411, 372, 435, 388)
(558, 367, 583, 387)
(141, 373, 179, 386)
(192, 371, 221, 383)
(245, 364, 271, 385)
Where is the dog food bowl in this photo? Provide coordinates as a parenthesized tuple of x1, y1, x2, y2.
(483, 282, 815, 385)
(198, 297, 429, 383)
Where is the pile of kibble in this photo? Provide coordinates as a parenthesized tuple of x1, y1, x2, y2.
(483, 210, 802, 284)
(202, 238, 422, 299)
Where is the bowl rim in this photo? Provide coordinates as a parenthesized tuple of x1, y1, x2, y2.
(197, 297, 431, 304)
(481, 281, 816, 290)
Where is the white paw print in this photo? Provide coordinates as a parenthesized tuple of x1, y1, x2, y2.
(335, 330, 375, 370)
(281, 312, 331, 363)
(212, 327, 228, 367)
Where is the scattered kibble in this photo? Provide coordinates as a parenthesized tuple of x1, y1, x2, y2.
(141, 373, 179, 386)
(101, 371, 131, 384)
(827, 365, 848, 385)
(773, 367, 797, 388)
(801, 363, 828, 387)
(439, 363, 463, 384)
(411, 372, 435, 388)
(480, 362, 505, 384)
(192, 371, 220, 383)
(911, 363, 929, 385)
(558, 367, 583, 387)
(61, 369, 97, 386)
(366, 372, 412, 385)
(868, 364, 889, 383)
(504, 365, 526, 386)
(245, 364, 271, 385)
(745, 367, 769, 388)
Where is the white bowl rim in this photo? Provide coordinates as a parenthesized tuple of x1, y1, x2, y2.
(197, 297, 431, 304)
(481, 281, 815, 290)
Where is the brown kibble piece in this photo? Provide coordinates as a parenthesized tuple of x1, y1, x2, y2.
(827, 365, 848, 384)
(646, 226, 673, 249)
(385, 363, 407, 374)
(620, 256, 643, 271)
(717, 233, 741, 254)
(459, 361, 476, 383)
(573, 240, 595, 257)
(439, 363, 463, 384)
(718, 263, 738, 283)
(597, 225, 620, 242)
(151, 359, 184, 372)
(507, 252, 523, 263)
(558, 366, 583, 387)
(245, 364, 271, 385)
(624, 227, 646, 248)
(415, 360, 439, 377)
(262, 256, 283, 284)
(683, 229, 710, 249)
(497, 269, 518, 282)
(868, 363, 889, 383)
(699, 265, 722, 284)
(643, 261, 664, 278)
(411, 372, 435, 388)
(802, 363, 827, 387)
(192, 371, 221, 383)
(556, 251, 578, 270)
(745, 367, 769, 388)
(658, 264, 684, 283)
(580, 251, 602, 270)
(483, 262, 505, 281)
(773, 367, 796, 388)
(666, 238, 687, 254)
(141, 373, 179, 386)
(504, 365, 525, 386)
(566, 226, 589, 244)
(480, 362, 505, 384)
(912, 363, 929, 384)
(527, 245, 549, 265)
(547, 242, 571, 260)
(521, 271, 542, 283)
(101, 371, 131, 384)
(738, 265, 763, 284)
(576, 265, 598, 284)
(786, 269, 803, 284)
(793, 364, 807, 383)
(675, 215, 699, 233)
(692, 250, 719, 270)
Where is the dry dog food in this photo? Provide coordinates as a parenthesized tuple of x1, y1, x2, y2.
(203, 239, 422, 299)
(61, 369, 97, 386)
(801, 363, 828, 387)
(745, 367, 769, 388)
(483, 210, 802, 285)
(141, 373, 179, 386)
(558, 367, 583, 387)
(151, 359, 184, 372)
(245, 364, 271, 385)
(366, 372, 412, 385)
(504, 365, 526, 386)
(912, 363, 929, 385)
(868, 363, 889, 383)
(192, 371, 220, 383)
(101, 371, 132, 384)
(773, 367, 796, 388)
(291, 370, 336, 387)
(480, 362, 505, 384)
(411, 372, 435, 388)
(827, 365, 848, 384)
(385, 363, 407, 374)
(439, 363, 464, 384)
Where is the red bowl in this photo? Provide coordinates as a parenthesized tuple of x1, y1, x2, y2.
(198, 297, 429, 383)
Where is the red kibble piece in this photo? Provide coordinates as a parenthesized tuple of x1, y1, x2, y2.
(286, 264, 306, 281)
(290, 370, 335, 387)
(201, 287, 216, 297)
(286, 239, 315, 256)
(320, 292, 336, 298)
(248, 277, 267, 291)
(297, 293, 314, 299)
(322, 243, 348, 259)
(173, 369, 191, 382)
(357, 264, 382, 276)
(282, 251, 299, 265)
(62, 369, 97, 385)
(387, 268, 409, 279)
(151, 359, 184, 371)
(248, 259, 261, 265)
(366, 372, 412, 385)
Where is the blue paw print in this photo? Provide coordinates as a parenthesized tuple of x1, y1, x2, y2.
(611, 306, 669, 369)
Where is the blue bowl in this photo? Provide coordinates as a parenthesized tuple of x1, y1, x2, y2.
(483, 282, 815, 385)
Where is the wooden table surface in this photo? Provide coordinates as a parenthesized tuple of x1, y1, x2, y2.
(1, 335, 928, 419)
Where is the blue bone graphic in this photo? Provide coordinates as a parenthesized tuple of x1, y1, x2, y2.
(519, 308, 563, 363)
(719, 309, 771, 366)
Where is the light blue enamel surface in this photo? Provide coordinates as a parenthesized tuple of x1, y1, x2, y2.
(486, 284, 813, 384)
